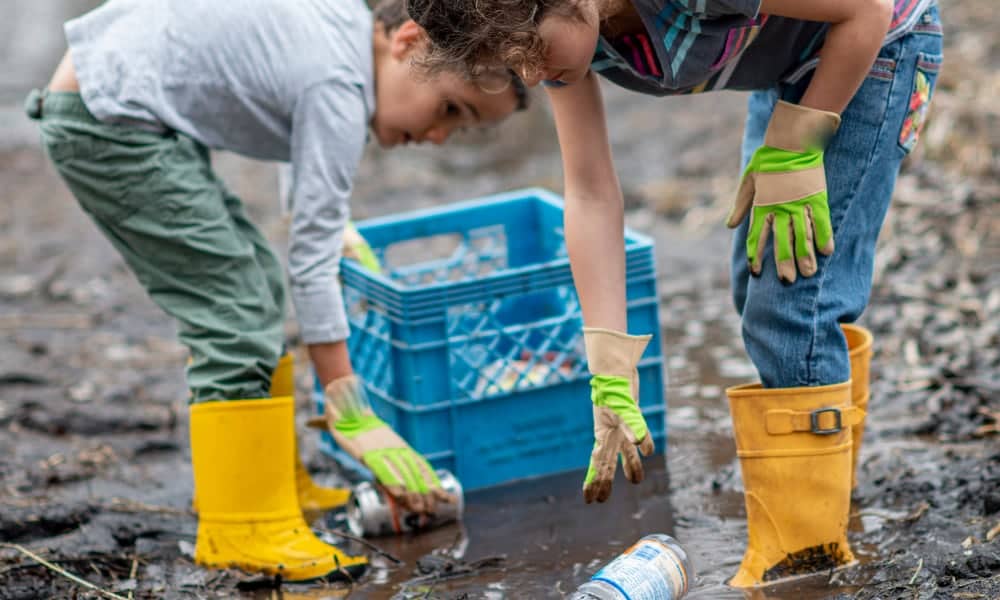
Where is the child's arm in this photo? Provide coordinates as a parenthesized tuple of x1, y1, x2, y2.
(760, 0, 894, 113)
(726, 0, 893, 282)
(547, 72, 627, 332)
(287, 82, 368, 361)
(290, 81, 448, 513)
(547, 73, 655, 503)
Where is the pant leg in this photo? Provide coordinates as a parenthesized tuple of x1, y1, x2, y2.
(729, 7, 943, 388)
(33, 93, 285, 402)
(217, 180, 287, 335)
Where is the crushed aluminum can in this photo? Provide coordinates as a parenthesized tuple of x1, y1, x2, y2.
(346, 469, 464, 537)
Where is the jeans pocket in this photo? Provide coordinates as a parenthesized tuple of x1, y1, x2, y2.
(898, 51, 942, 154)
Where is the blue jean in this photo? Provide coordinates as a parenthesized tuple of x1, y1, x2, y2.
(731, 6, 943, 388)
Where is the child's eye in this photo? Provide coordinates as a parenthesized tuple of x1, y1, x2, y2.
(444, 101, 461, 117)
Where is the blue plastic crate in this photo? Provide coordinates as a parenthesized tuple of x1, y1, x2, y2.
(314, 188, 667, 490)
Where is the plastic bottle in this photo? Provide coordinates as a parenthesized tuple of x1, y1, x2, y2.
(571, 534, 693, 600)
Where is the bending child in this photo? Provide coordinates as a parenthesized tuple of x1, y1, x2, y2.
(28, 0, 525, 582)
(409, 0, 941, 587)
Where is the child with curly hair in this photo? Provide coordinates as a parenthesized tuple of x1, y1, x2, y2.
(408, 0, 942, 586)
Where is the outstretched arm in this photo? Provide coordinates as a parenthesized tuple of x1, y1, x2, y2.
(546, 72, 627, 332)
(547, 73, 655, 503)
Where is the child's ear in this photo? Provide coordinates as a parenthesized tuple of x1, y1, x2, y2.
(389, 20, 428, 61)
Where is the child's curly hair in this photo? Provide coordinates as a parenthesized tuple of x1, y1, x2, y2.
(407, 0, 584, 81)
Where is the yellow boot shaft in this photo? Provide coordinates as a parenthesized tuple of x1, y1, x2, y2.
(841, 324, 873, 489)
(190, 397, 366, 581)
(727, 382, 862, 587)
(270, 353, 351, 512)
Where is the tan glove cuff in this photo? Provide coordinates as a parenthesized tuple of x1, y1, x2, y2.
(582, 327, 651, 378)
(764, 101, 842, 153)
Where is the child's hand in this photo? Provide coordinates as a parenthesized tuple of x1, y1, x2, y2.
(726, 101, 841, 283)
(324, 375, 454, 514)
(584, 374, 655, 503)
(343, 221, 381, 274)
(582, 328, 655, 503)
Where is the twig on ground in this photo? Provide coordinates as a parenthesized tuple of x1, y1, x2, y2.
(0, 312, 94, 329)
(400, 555, 506, 587)
(908, 557, 923, 585)
(986, 521, 1000, 541)
(127, 556, 139, 600)
(956, 573, 1000, 589)
(104, 497, 190, 516)
(316, 527, 404, 566)
(0, 543, 129, 600)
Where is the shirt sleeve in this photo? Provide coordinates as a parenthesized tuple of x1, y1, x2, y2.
(287, 79, 369, 344)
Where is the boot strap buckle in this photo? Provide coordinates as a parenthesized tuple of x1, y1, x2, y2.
(810, 408, 842, 435)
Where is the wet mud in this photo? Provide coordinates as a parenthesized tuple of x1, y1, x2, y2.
(2, 1, 999, 598)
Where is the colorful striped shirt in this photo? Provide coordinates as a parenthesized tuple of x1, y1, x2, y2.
(589, 0, 937, 96)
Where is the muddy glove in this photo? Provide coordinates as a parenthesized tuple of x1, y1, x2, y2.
(582, 327, 655, 503)
(323, 375, 453, 514)
(726, 101, 841, 283)
(342, 221, 382, 274)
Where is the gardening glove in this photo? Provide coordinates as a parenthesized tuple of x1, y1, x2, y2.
(582, 327, 655, 504)
(323, 375, 453, 514)
(726, 100, 841, 283)
(342, 221, 382, 274)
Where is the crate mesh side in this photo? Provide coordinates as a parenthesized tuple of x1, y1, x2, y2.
(344, 287, 394, 396)
(447, 286, 587, 400)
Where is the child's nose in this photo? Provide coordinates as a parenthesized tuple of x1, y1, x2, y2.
(424, 126, 450, 145)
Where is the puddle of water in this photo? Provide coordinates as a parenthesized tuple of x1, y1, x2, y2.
(305, 456, 674, 599)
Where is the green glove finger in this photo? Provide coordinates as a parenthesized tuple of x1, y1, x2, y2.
(791, 203, 812, 259)
(414, 454, 443, 489)
(618, 438, 644, 484)
(808, 192, 834, 254)
(344, 222, 383, 274)
(590, 375, 648, 441)
(583, 457, 598, 488)
(772, 211, 794, 264)
(400, 451, 431, 494)
(364, 450, 404, 487)
(388, 450, 422, 493)
(355, 241, 382, 274)
(746, 206, 769, 269)
(583, 433, 625, 503)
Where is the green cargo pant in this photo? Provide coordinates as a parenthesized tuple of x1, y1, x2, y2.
(27, 90, 285, 403)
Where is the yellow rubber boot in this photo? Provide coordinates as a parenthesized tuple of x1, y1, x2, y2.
(190, 397, 367, 581)
(270, 353, 352, 512)
(727, 382, 864, 587)
(841, 324, 873, 489)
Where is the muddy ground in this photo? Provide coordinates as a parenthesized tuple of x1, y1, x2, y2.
(1, 1, 998, 598)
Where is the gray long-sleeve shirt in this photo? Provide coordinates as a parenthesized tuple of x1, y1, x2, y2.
(65, 0, 375, 344)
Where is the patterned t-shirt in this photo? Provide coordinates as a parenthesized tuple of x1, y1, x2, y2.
(589, 0, 937, 96)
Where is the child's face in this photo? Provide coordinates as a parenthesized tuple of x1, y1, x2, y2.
(373, 22, 519, 148)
